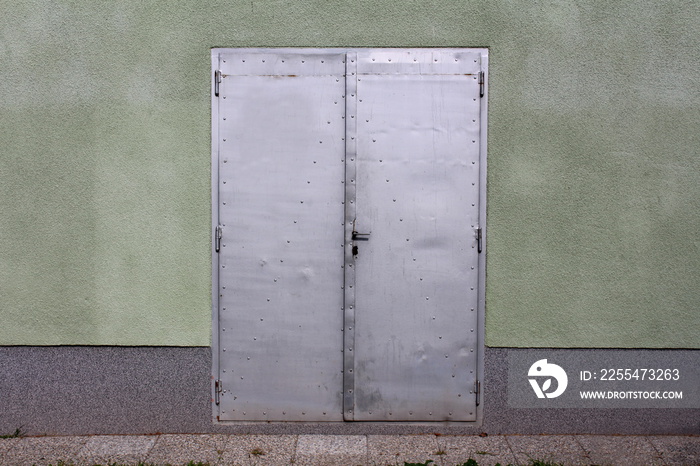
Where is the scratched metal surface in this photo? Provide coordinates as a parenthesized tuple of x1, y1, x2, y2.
(216, 52, 347, 421)
(347, 50, 482, 421)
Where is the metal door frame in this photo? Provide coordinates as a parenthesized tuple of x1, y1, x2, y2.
(211, 48, 488, 424)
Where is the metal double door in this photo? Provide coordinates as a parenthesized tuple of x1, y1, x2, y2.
(213, 49, 486, 422)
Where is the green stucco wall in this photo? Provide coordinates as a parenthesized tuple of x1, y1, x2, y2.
(1, 0, 698, 347)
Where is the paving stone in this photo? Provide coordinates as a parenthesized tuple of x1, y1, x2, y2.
(367, 434, 441, 466)
(76, 435, 156, 465)
(145, 434, 229, 465)
(434, 435, 517, 466)
(1, 433, 698, 466)
(648, 435, 700, 466)
(221, 434, 296, 465)
(506, 435, 589, 465)
(576, 435, 662, 466)
(294, 435, 366, 465)
(0, 438, 21, 457)
(1, 436, 88, 466)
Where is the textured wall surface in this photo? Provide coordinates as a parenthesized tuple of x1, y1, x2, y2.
(0, 0, 698, 347)
(1, 347, 697, 435)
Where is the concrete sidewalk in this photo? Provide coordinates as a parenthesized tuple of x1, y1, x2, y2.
(0, 433, 698, 465)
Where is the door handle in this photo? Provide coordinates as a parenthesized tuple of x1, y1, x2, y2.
(352, 231, 371, 240)
(351, 220, 371, 241)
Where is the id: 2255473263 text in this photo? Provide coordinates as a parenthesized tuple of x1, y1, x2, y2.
(580, 368, 680, 382)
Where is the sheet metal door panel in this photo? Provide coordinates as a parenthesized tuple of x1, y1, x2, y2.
(216, 52, 347, 421)
(345, 50, 482, 421)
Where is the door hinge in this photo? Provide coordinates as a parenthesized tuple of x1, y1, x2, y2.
(476, 227, 483, 253)
(215, 225, 223, 252)
(214, 379, 222, 405)
(478, 71, 484, 98)
(475, 380, 481, 406)
(214, 70, 222, 97)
